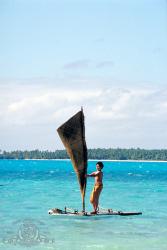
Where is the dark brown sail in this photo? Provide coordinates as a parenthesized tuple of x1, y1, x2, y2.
(57, 109, 87, 211)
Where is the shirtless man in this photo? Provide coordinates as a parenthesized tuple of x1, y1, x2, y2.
(86, 161, 104, 214)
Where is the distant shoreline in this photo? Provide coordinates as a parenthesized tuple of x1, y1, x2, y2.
(1, 158, 167, 163)
(1, 148, 167, 161)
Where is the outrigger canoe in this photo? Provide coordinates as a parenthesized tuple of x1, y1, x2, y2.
(49, 109, 142, 217)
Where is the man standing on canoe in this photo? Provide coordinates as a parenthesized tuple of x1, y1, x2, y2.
(86, 161, 104, 214)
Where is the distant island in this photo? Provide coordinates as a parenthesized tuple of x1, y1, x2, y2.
(0, 148, 167, 161)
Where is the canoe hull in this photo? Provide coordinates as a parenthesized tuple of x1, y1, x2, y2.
(48, 208, 142, 216)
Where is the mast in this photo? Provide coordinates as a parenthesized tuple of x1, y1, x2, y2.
(81, 107, 87, 212)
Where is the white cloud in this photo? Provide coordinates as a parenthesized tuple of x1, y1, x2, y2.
(5, 88, 102, 125)
(0, 79, 167, 150)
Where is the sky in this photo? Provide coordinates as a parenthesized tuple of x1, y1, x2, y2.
(0, 0, 167, 151)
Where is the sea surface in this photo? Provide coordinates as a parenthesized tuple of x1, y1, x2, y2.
(0, 159, 167, 250)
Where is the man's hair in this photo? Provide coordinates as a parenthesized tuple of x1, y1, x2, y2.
(96, 161, 104, 169)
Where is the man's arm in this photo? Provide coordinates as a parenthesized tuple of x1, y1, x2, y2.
(86, 171, 98, 177)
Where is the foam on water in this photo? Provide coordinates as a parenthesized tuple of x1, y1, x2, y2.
(0, 160, 167, 250)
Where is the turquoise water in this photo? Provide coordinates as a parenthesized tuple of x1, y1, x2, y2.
(0, 160, 167, 250)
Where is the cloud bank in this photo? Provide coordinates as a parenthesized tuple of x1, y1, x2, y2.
(0, 80, 167, 150)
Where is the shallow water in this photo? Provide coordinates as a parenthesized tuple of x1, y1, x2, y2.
(0, 160, 167, 250)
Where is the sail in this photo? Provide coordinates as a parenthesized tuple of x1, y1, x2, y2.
(57, 109, 87, 211)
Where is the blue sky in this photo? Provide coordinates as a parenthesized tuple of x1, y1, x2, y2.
(0, 0, 167, 150)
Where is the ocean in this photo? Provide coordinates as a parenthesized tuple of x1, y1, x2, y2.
(0, 159, 167, 250)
